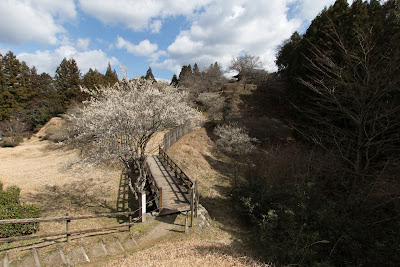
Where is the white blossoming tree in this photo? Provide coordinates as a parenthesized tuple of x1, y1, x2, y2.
(69, 78, 203, 197)
(214, 123, 258, 190)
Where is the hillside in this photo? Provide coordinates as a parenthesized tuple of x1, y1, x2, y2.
(0, 96, 275, 265)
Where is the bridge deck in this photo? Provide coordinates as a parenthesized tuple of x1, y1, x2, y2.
(146, 155, 191, 216)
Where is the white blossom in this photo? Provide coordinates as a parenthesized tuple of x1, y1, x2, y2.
(68, 78, 203, 196)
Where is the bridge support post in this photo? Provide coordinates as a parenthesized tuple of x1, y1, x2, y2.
(139, 192, 146, 222)
(185, 212, 189, 233)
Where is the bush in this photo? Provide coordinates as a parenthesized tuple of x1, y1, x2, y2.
(2, 136, 23, 147)
(235, 144, 400, 266)
(197, 92, 226, 121)
(0, 182, 40, 238)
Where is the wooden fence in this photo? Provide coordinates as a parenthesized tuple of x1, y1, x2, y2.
(163, 124, 191, 150)
(0, 199, 156, 245)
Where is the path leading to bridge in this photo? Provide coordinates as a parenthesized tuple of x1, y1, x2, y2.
(146, 155, 191, 216)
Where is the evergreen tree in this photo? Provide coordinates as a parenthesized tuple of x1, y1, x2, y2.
(144, 67, 156, 83)
(170, 74, 179, 87)
(104, 62, 118, 85)
(193, 63, 200, 76)
(54, 58, 82, 109)
(178, 64, 192, 81)
(0, 51, 30, 119)
(83, 68, 105, 89)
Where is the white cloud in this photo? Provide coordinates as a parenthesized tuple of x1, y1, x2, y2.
(78, 0, 213, 31)
(77, 38, 90, 50)
(116, 37, 159, 57)
(17, 46, 119, 75)
(154, 0, 302, 74)
(0, 0, 76, 44)
(154, 0, 341, 74)
(150, 20, 162, 33)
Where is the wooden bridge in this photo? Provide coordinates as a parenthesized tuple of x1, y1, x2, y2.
(145, 146, 199, 216)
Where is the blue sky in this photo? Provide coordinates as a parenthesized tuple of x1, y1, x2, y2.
(0, 0, 342, 81)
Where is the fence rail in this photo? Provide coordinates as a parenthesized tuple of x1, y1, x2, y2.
(158, 145, 194, 189)
(163, 124, 191, 150)
(145, 161, 162, 209)
(0, 198, 156, 245)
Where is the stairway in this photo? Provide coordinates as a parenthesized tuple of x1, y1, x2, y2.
(0, 232, 139, 267)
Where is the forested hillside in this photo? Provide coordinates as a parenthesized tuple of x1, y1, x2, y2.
(234, 0, 399, 265)
(0, 53, 118, 127)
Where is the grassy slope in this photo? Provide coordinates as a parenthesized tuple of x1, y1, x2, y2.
(98, 79, 291, 266)
(1, 79, 288, 265)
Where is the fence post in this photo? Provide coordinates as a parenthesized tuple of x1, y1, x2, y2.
(140, 192, 146, 223)
(66, 213, 71, 244)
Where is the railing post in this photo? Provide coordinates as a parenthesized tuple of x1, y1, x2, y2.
(139, 192, 146, 223)
(190, 184, 194, 227)
(158, 187, 163, 210)
(195, 181, 199, 218)
(66, 213, 71, 244)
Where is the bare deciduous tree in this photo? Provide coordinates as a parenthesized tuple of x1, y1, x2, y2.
(0, 120, 28, 143)
(296, 22, 400, 179)
(197, 92, 226, 121)
(229, 52, 264, 90)
(69, 78, 203, 197)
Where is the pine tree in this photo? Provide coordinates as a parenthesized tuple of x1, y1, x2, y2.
(178, 64, 192, 81)
(170, 74, 179, 87)
(104, 62, 118, 85)
(83, 68, 105, 89)
(193, 63, 200, 76)
(0, 51, 30, 119)
(144, 67, 156, 83)
(54, 58, 82, 109)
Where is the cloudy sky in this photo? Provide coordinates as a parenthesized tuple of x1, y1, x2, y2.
(0, 0, 342, 81)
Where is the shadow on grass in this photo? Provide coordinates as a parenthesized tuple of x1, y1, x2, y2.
(24, 178, 117, 215)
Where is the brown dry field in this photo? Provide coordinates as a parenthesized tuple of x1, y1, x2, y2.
(0, 135, 120, 216)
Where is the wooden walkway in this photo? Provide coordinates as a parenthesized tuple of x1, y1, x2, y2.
(146, 155, 191, 216)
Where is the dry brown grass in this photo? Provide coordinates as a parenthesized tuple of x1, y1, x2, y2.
(0, 117, 122, 222)
(167, 127, 231, 199)
(0, 135, 120, 213)
(105, 239, 268, 267)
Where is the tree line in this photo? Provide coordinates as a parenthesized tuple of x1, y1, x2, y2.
(0, 51, 119, 132)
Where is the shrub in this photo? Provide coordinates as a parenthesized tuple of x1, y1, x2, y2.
(197, 92, 226, 121)
(0, 182, 40, 238)
(2, 136, 23, 147)
(235, 144, 400, 266)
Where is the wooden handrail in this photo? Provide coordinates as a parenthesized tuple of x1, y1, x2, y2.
(158, 146, 194, 188)
(0, 211, 137, 225)
(144, 160, 162, 209)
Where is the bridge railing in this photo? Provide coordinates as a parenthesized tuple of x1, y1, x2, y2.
(158, 146, 199, 225)
(144, 161, 162, 209)
(158, 145, 194, 190)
